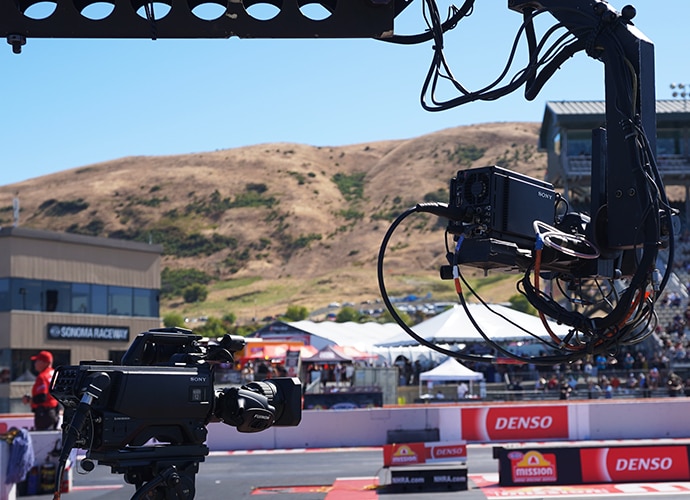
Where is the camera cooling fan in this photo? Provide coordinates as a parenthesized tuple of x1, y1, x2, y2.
(462, 171, 491, 206)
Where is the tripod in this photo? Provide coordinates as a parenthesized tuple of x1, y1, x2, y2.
(86, 444, 209, 500)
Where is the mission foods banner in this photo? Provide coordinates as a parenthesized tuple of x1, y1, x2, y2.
(462, 405, 570, 441)
(496, 443, 690, 486)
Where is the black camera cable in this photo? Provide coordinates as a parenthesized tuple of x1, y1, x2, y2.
(378, 202, 586, 366)
(53, 372, 110, 500)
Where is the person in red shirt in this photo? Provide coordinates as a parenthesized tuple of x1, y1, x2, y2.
(22, 350, 60, 430)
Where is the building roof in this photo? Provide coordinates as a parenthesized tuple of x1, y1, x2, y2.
(544, 100, 607, 116)
(0, 226, 162, 254)
(539, 99, 690, 149)
(545, 99, 690, 116)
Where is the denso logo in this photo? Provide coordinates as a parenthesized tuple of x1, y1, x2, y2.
(495, 416, 553, 431)
(581, 446, 689, 483)
(615, 457, 673, 472)
(433, 446, 466, 458)
(462, 406, 569, 441)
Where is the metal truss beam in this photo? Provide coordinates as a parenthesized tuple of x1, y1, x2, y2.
(1, 0, 400, 44)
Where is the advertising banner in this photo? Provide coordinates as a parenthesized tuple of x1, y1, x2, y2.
(496, 442, 690, 486)
(388, 465, 468, 491)
(497, 446, 582, 486)
(383, 441, 467, 467)
(284, 349, 301, 378)
(509, 450, 558, 484)
(462, 405, 569, 441)
(580, 445, 690, 483)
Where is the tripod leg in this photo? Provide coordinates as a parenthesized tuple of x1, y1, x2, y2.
(130, 464, 196, 500)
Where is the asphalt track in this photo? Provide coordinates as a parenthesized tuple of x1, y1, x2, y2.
(22, 445, 690, 500)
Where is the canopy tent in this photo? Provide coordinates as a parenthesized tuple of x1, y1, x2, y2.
(367, 344, 450, 368)
(419, 358, 484, 382)
(253, 320, 402, 351)
(289, 320, 403, 350)
(302, 345, 354, 364)
(332, 345, 380, 362)
(240, 343, 318, 362)
(419, 357, 484, 399)
(376, 303, 571, 349)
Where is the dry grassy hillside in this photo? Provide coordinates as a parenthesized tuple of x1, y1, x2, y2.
(0, 122, 545, 322)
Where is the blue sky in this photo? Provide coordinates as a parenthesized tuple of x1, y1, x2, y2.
(1, 0, 689, 186)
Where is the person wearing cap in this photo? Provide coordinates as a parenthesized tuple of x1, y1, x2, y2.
(22, 350, 60, 430)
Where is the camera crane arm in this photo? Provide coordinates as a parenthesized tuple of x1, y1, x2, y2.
(373, 1, 671, 364)
(511, 1, 659, 249)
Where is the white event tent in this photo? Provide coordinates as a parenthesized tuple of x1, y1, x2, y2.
(252, 302, 570, 367)
(287, 320, 402, 351)
(376, 303, 571, 348)
(419, 357, 484, 383)
(419, 357, 484, 398)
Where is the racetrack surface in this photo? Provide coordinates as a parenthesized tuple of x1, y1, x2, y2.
(25, 445, 690, 500)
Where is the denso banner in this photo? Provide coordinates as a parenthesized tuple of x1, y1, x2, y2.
(580, 445, 690, 483)
(462, 405, 569, 441)
(383, 441, 467, 467)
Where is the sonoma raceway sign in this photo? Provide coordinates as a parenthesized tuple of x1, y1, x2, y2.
(48, 323, 130, 341)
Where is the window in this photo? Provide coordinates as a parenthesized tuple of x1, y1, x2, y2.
(133, 288, 158, 317)
(108, 286, 132, 316)
(657, 129, 682, 156)
(11, 279, 42, 311)
(45, 282, 71, 313)
(0, 278, 159, 317)
(553, 132, 561, 155)
(71, 283, 90, 313)
(566, 130, 592, 156)
(92, 285, 108, 315)
(0, 349, 10, 384)
(0, 279, 9, 312)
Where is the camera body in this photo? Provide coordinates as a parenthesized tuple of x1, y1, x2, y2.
(50, 327, 302, 459)
(51, 362, 215, 452)
(447, 165, 557, 247)
(445, 166, 558, 271)
(443, 165, 606, 278)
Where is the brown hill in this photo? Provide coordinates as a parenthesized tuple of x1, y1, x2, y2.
(0, 122, 545, 322)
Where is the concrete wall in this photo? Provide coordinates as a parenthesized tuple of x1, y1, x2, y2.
(207, 399, 690, 451)
(4, 398, 689, 454)
(207, 406, 444, 451)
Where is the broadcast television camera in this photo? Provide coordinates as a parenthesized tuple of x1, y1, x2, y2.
(440, 164, 673, 280)
(49, 327, 302, 499)
(444, 166, 561, 271)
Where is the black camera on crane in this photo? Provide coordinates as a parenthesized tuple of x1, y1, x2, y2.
(441, 165, 600, 277)
(49, 327, 301, 499)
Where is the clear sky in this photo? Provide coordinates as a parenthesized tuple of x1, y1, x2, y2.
(1, 0, 689, 186)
